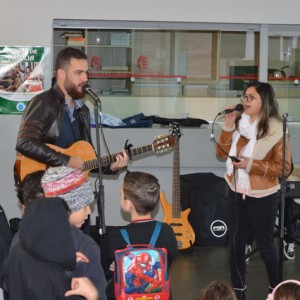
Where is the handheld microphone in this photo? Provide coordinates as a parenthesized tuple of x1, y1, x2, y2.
(212, 103, 243, 162)
(82, 83, 101, 103)
(218, 104, 244, 115)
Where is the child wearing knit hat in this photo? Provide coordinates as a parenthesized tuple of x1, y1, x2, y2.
(10, 166, 106, 299)
(41, 166, 107, 300)
(41, 166, 94, 228)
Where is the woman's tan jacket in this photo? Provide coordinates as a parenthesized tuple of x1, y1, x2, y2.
(216, 118, 292, 196)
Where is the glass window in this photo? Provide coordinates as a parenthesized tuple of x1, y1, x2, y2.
(267, 29, 300, 121)
(217, 31, 259, 99)
(52, 21, 300, 121)
(53, 27, 259, 98)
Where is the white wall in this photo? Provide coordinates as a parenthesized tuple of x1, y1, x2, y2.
(88, 127, 226, 226)
(2, 0, 300, 224)
(2, 0, 300, 47)
(1, 115, 23, 221)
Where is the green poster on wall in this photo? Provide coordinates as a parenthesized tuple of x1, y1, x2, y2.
(0, 46, 47, 114)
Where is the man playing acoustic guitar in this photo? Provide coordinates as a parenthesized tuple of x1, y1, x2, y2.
(15, 47, 128, 180)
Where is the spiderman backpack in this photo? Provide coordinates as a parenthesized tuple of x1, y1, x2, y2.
(114, 221, 170, 300)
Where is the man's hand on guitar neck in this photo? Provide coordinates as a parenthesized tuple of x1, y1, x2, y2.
(110, 150, 129, 172)
(67, 156, 85, 170)
(67, 150, 128, 172)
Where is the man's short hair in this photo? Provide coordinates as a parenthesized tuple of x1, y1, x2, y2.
(55, 47, 87, 71)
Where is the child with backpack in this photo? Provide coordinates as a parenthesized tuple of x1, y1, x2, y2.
(103, 171, 178, 299)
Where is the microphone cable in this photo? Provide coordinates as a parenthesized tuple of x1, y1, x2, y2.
(211, 107, 247, 298)
(231, 167, 248, 300)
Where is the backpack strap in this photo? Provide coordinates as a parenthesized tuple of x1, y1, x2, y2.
(120, 221, 162, 246)
(149, 221, 162, 246)
(120, 228, 131, 245)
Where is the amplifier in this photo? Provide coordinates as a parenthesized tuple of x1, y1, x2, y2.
(286, 181, 300, 199)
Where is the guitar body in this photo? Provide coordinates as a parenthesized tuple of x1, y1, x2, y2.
(160, 191, 195, 250)
(15, 141, 96, 181)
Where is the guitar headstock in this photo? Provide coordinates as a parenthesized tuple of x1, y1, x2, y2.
(170, 122, 181, 140)
(153, 134, 175, 153)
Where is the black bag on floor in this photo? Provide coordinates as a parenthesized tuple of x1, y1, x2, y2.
(180, 173, 229, 246)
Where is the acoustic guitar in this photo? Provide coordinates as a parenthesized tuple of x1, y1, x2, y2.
(160, 123, 195, 249)
(15, 135, 175, 181)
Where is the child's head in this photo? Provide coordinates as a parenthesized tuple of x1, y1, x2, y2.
(121, 171, 160, 216)
(41, 166, 94, 228)
(20, 197, 76, 271)
(17, 170, 45, 212)
(267, 279, 300, 300)
(197, 280, 237, 300)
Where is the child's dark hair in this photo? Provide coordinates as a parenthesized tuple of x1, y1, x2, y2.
(197, 280, 237, 300)
(17, 170, 71, 213)
(17, 170, 45, 206)
(123, 171, 160, 215)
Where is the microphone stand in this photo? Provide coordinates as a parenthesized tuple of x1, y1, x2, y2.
(92, 96, 106, 236)
(278, 113, 288, 281)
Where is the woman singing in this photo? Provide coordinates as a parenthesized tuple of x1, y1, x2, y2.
(216, 81, 292, 300)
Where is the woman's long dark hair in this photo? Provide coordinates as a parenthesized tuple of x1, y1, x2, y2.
(243, 81, 281, 140)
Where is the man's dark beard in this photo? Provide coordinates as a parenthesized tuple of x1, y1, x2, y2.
(65, 81, 85, 99)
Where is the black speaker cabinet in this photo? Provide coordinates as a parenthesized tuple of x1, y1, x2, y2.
(180, 173, 229, 246)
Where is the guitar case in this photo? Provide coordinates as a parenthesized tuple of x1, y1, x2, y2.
(180, 172, 229, 246)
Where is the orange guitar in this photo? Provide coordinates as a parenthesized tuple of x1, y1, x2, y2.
(160, 123, 195, 250)
(15, 135, 175, 182)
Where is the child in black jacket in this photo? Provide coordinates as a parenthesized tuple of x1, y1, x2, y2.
(103, 171, 178, 299)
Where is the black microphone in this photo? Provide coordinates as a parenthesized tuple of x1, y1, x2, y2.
(82, 83, 101, 103)
(218, 104, 244, 115)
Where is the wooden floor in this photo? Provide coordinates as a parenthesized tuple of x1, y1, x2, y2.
(170, 239, 300, 300)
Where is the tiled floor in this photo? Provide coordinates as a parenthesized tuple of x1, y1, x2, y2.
(170, 240, 300, 300)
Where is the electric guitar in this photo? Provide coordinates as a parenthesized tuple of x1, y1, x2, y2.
(160, 123, 195, 249)
(15, 135, 175, 181)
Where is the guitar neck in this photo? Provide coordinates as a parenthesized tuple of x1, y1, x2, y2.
(172, 138, 181, 218)
(83, 143, 154, 171)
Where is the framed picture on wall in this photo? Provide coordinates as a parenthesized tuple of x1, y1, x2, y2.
(0, 46, 49, 114)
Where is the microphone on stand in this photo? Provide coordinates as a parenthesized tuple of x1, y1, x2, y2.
(82, 83, 101, 103)
(218, 103, 244, 116)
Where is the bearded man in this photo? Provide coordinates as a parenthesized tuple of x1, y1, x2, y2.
(16, 47, 128, 175)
